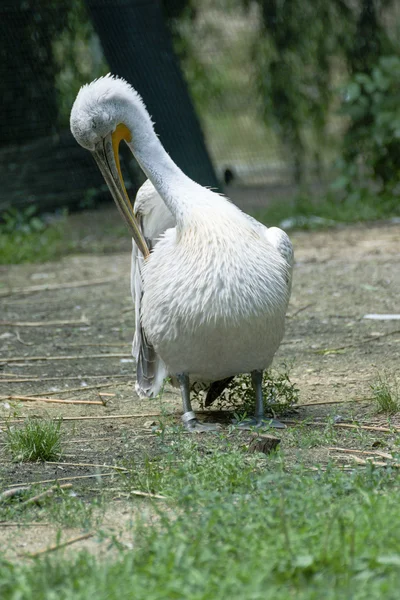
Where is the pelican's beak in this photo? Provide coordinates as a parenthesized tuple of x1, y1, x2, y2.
(92, 124, 149, 258)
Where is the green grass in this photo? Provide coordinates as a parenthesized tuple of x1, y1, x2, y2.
(255, 190, 400, 230)
(0, 206, 67, 265)
(371, 373, 400, 415)
(0, 223, 65, 265)
(5, 418, 62, 462)
(1, 434, 400, 598)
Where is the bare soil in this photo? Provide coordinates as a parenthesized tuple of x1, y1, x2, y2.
(0, 217, 399, 558)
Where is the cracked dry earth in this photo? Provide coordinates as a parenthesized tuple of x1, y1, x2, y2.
(0, 220, 399, 558)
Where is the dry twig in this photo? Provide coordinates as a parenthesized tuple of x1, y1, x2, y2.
(328, 447, 393, 459)
(0, 353, 131, 364)
(123, 489, 166, 500)
(24, 532, 95, 558)
(0, 277, 117, 298)
(0, 375, 132, 384)
(29, 383, 116, 397)
(45, 461, 128, 472)
(0, 413, 163, 426)
(296, 398, 368, 407)
(351, 456, 400, 468)
(0, 395, 104, 406)
(287, 303, 315, 318)
(15, 330, 34, 346)
(0, 317, 89, 328)
(282, 419, 400, 433)
(0, 522, 51, 527)
(0, 486, 31, 502)
(6, 473, 117, 488)
(21, 483, 73, 506)
(313, 329, 400, 354)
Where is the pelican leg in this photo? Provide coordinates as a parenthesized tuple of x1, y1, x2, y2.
(177, 373, 220, 433)
(236, 370, 286, 429)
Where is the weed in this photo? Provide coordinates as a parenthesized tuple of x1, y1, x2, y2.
(195, 365, 299, 418)
(371, 372, 399, 415)
(48, 493, 102, 529)
(121, 433, 261, 499)
(283, 418, 338, 449)
(5, 418, 62, 462)
(0, 207, 65, 264)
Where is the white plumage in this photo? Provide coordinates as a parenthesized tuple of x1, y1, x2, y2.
(70, 74, 293, 430)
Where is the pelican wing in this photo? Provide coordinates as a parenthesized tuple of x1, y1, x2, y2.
(131, 181, 174, 398)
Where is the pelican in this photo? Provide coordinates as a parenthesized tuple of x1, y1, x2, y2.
(70, 74, 293, 432)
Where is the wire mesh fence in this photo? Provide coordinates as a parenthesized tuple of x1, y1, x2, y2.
(1, 0, 399, 215)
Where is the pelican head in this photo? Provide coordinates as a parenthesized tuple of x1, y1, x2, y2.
(70, 74, 150, 256)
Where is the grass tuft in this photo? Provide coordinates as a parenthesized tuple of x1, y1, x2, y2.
(371, 372, 400, 415)
(5, 418, 63, 462)
(195, 365, 299, 418)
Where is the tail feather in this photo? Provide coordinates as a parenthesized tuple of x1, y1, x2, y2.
(204, 376, 235, 407)
(134, 326, 167, 399)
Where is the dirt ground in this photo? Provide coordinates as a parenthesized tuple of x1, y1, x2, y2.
(0, 217, 399, 558)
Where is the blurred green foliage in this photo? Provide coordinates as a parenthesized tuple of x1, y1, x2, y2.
(2, 0, 399, 211)
(53, 0, 108, 127)
(244, 0, 398, 182)
(336, 56, 400, 198)
(0, 206, 65, 264)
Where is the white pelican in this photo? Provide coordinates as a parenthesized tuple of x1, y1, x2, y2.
(70, 74, 293, 432)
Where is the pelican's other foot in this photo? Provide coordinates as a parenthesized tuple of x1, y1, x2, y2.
(182, 411, 220, 433)
(234, 416, 286, 430)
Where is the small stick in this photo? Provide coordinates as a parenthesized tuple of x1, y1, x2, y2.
(334, 423, 397, 433)
(21, 483, 73, 506)
(24, 532, 95, 558)
(0, 522, 51, 527)
(282, 420, 400, 433)
(296, 398, 368, 407)
(287, 303, 315, 318)
(45, 412, 163, 422)
(0, 277, 118, 298)
(0, 486, 31, 502)
(0, 413, 164, 425)
(0, 375, 132, 384)
(0, 318, 90, 328)
(0, 395, 104, 406)
(306, 465, 354, 472)
(0, 353, 131, 364)
(45, 461, 129, 471)
(0, 372, 22, 377)
(65, 437, 124, 444)
(6, 472, 117, 488)
(124, 489, 166, 500)
(15, 330, 34, 346)
(328, 447, 393, 459)
(351, 456, 400, 468)
(313, 329, 400, 354)
(29, 383, 116, 397)
(60, 342, 129, 348)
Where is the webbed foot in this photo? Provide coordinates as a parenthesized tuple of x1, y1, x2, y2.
(234, 416, 286, 430)
(182, 411, 221, 433)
